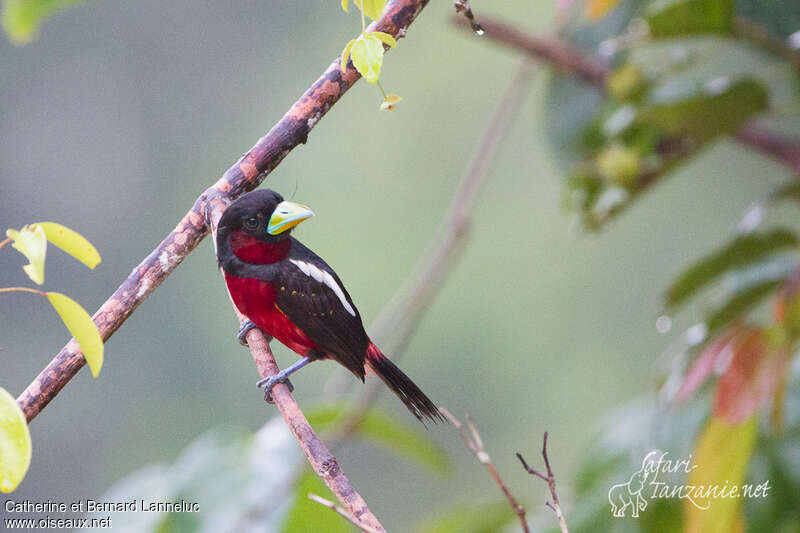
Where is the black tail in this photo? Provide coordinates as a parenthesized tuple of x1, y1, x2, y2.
(366, 343, 445, 425)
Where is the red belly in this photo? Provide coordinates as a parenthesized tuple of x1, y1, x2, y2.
(224, 273, 319, 356)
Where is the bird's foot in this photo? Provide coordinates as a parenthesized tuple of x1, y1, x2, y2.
(237, 320, 272, 346)
(256, 373, 294, 403)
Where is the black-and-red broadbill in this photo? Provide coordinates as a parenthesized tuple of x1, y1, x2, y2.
(216, 189, 443, 424)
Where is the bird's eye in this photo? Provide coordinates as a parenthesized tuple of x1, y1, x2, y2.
(244, 217, 259, 230)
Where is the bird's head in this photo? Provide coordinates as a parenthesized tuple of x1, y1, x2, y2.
(218, 189, 314, 245)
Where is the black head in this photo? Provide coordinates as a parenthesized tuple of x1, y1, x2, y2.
(217, 189, 314, 245)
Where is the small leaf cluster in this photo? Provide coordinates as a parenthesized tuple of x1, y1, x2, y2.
(558, 0, 774, 229)
(0, 222, 103, 493)
(338, 0, 402, 110)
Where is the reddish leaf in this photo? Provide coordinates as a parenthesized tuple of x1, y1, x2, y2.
(713, 331, 789, 423)
(675, 327, 742, 403)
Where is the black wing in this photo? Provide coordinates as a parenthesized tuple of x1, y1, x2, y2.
(274, 239, 370, 379)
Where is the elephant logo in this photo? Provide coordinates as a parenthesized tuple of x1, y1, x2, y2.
(608, 452, 658, 518)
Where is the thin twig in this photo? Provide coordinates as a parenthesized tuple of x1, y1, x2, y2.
(453, 0, 484, 35)
(0, 237, 12, 250)
(517, 433, 569, 533)
(440, 408, 530, 533)
(0, 287, 46, 296)
(307, 493, 384, 533)
(452, 14, 800, 175)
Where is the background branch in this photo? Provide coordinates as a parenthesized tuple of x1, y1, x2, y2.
(440, 408, 530, 533)
(517, 433, 569, 533)
(453, 15, 800, 175)
(324, 58, 539, 443)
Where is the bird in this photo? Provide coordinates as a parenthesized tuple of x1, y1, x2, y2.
(215, 189, 444, 424)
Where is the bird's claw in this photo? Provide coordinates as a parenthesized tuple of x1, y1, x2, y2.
(238, 320, 271, 346)
(256, 374, 294, 403)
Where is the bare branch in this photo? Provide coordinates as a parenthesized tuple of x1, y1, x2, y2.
(440, 408, 530, 533)
(453, 14, 800, 175)
(235, 323, 385, 532)
(308, 493, 385, 533)
(517, 433, 569, 533)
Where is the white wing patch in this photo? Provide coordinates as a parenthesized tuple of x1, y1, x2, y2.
(289, 259, 356, 316)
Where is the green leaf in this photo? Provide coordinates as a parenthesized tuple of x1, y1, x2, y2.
(2, 0, 85, 45)
(705, 280, 782, 335)
(640, 78, 768, 145)
(416, 502, 517, 533)
(307, 405, 449, 474)
(666, 228, 798, 307)
(354, 0, 385, 21)
(341, 0, 349, 13)
(349, 34, 385, 84)
(0, 387, 32, 493)
(771, 181, 800, 204)
(35, 222, 101, 269)
(6, 224, 47, 285)
(340, 38, 356, 72)
(367, 31, 396, 48)
(645, 0, 734, 37)
(46, 292, 104, 377)
(281, 472, 354, 533)
(686, 416, 757, 533)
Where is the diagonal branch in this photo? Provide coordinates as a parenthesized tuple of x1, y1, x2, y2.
(16, 0, 429, 423)
(453, 15, 800, 175)
(239, 323, 387, 532)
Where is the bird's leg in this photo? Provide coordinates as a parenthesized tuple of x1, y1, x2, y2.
(256, 356, 312, 403)
(237, 319, 271, 346)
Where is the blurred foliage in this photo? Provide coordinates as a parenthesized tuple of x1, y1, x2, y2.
(81, 420, 302, 533)
(85, 407, 448, 532)
(1, 0, 85, 45)
(281, 472, 355, 533)
(664, 228, 797, 307)
(534, 359, 800, 532)
(0, 387, 31, 493)
(307, 404, 450, 474)
(645, 0, 734, 37)
(539, 0, 800, 531)
(414, 502, 518, 533)
(551, 0, 799, 228)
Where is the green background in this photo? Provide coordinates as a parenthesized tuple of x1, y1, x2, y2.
(0, 0, 792, 530)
